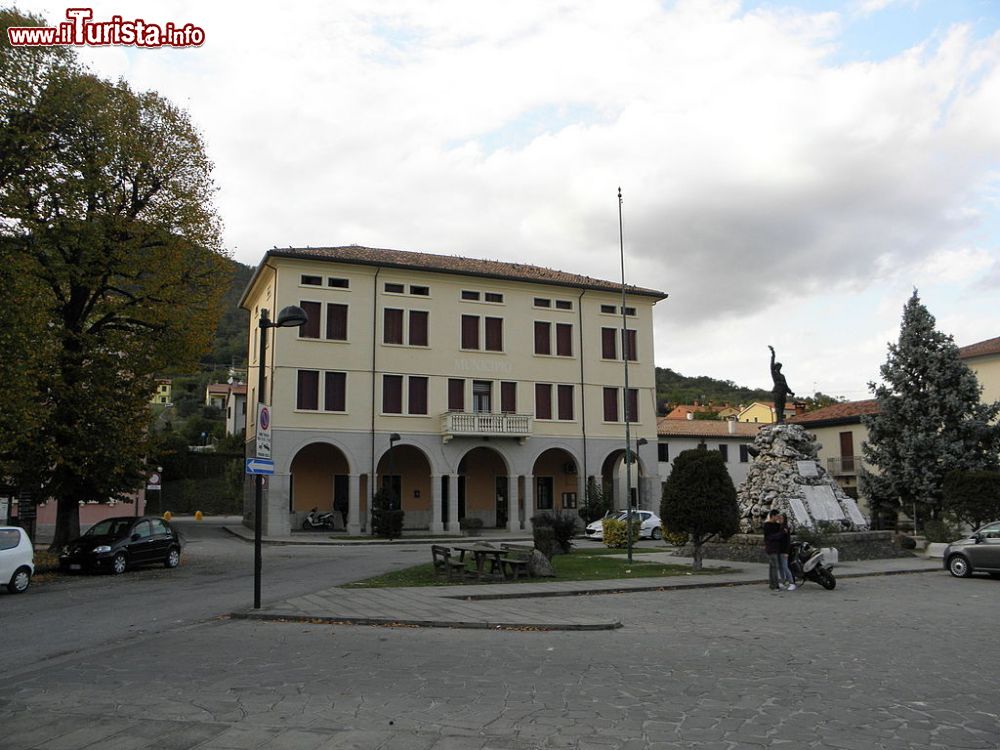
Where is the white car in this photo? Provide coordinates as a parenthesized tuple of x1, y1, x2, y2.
(0, 526, 34, 594)
(585, 511, 663, 541)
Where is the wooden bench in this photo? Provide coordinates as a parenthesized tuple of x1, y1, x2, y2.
(499, 543, 533, 580)
(431, 545, 466, 581)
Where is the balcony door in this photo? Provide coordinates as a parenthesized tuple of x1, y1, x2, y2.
(473, 381, 492, 413)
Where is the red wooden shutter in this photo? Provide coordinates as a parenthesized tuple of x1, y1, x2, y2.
(534, 322, 551, 355)
(603, 387, 618, 422)
(383, 308, 404, 344)
(382, 375, 403, 413)
(409, 310, 429, 346)
(535, 383, 552, 420)
(500, 381, 516, 413)
(324, 372, 346, 411)
(326, 303, 348, 340)
(448, 379, 465, 411)
(485, 317, 503, 351)
(297, 370, 319, 410)
(557, 384, 573, 420)
(556, 323, 572, 356)
(408, 377, 428, 414)
(601, 328, 617, 359)
(299, 301, 321, 339)
(625, 388, 639, 422)
(461, 315, 479, 349)
(623, 329, 637, 361)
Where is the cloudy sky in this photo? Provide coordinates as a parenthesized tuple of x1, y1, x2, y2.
(18, 0, 1000, 399)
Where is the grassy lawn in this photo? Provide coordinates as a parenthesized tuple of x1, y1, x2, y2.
(342, 546, 731, 588)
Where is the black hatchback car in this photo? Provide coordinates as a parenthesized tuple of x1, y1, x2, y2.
(59, 516, 182, 575)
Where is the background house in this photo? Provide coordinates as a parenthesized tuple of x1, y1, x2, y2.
(150, 379, 172, 405)
(958, 335, 1000, 405)
(656, 417, 762, 492)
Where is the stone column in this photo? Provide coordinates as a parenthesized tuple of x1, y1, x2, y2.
(430, 474, 444, 533)
(263, 473, 292, 537)
(506, 474, 519, 533)
(523, 474, 535, 532)
(447, 473, 461, 533)
(576, 473, 586, 516)
(347, 473, 362, 536)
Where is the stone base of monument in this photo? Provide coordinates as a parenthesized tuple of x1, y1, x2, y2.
(673, 531, 913, 564)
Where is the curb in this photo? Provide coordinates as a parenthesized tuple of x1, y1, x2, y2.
(228, 611, 622, 631)
(220, 526, 536, 547)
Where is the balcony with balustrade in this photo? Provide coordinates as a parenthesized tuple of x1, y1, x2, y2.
(827, 456, 859, 476)
(440, 411, 532, 443)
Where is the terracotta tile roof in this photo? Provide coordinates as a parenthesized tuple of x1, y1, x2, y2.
(657, 417, 762, 438)
(664, 404, 732, 419)
(958, 335, 1000, 360)
(788, 399, 879, 425)
(206, 384, 230, 394)
(265, 245, 668, 298)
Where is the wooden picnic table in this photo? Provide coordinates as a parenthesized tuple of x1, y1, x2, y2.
(450, 542, 505, 580)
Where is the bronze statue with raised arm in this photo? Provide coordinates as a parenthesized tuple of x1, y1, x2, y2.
(768, 345, 795, 423)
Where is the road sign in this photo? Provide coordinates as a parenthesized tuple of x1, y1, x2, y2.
(256, 404, 272, 459)
(146, 472, 161, 491)
(245, 457, 275, 475)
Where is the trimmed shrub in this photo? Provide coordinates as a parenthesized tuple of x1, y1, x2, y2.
(661, 524, 689, 546)
(602, 517, 641, 549)
(899, 535, 917, 550)
(371, 489, 404, 539)
(532, 511, 577, 554)
(922, 517, 961, 544)
(533, 526, 557, 560)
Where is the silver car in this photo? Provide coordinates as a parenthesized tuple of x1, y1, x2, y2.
(943, 521, 1000, 578)
(0, 526, 34, 594)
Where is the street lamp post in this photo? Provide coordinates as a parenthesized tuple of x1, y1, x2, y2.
(618, 187, 636, 564)
(253, 305, 308, 610)
(388, 433, 401, 511)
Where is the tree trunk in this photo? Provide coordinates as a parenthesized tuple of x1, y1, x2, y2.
(49, 496, 81, 551)
(691, 536, 703, 571)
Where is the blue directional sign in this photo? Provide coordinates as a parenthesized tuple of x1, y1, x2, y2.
(245, 457, 275, 475)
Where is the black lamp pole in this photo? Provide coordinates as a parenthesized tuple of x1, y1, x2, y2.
(619, 188, 635, 565)
(253, 305, 308, 610)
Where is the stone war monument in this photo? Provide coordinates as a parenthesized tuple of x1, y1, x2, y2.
(738, 347, 868, 532)
(737, 423, 869, 532)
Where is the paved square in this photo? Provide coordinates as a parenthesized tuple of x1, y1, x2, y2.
(3, 572, 998, 749)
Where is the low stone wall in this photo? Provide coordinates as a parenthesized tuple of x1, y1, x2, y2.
(677, 531, 913, 563)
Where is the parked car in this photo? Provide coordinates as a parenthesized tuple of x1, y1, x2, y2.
(585, 510, 663, 541)
(943, 521, 1000, 578)
(59, 516, 182, 575)
(0, 526, 34, 594)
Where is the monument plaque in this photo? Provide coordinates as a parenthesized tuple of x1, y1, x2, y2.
(796, 461, 819, 478)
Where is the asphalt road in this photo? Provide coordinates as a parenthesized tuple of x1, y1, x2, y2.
(0, 516, 424, 674)
(3, 523, 999, 749)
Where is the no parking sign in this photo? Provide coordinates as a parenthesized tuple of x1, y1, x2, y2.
(256, 404, 271, 458)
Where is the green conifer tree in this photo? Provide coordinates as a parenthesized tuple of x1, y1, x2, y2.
(861, 291, 1000, 525)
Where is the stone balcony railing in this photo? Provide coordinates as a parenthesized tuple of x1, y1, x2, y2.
(827, 457, 859, 476)
(440, 411, 532, 443)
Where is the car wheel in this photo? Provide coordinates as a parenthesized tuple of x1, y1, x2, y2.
(947, 555, 972, 578)
(165, 547, 180, 569)
(111, 552, 128, 575)
(650, 527, 663, 541)
(7, 566, 31, 594)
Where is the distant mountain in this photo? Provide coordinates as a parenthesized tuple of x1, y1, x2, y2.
(655, 367, 773, 413)
(199, 259, 254, 370)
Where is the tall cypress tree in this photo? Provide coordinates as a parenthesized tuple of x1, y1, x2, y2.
(861, 291, 1000, 523)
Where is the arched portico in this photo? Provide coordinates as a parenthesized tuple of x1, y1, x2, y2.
(531, 447, 584, 518)
(456, 447, 511, 530)
(600, 448, 648, 511)
(376, 444, 433, 529)
(290, 442, 353, 530)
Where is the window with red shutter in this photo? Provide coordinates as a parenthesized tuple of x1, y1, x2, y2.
(625, 388, 639, 422)
(603, 387, 618, 422)
(601, 327, 617, 359)
(448, 379, 465, 411)
(297, 370, 319, 410)
(535, 383, 552, 420)
(461, 315, 479, 349)
(324, 372, 346, 411)
(534, 321, 551, 355)
(556, 323, 572, 356)
(408, 377, 428, 415)
(501, 381, 516, 413)
(383, 375, 403, 414)
(623, 329, 637, 361)
(409, 310, 429, 346)
(384, 309, 404, 345)
(326, 303, 348, 340)
(557, 384, 573, 420)
(485, 317, 503, 351)
(299, 301, 321, 339)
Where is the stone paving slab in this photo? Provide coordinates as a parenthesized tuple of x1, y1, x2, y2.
(232, 555, 940, 630)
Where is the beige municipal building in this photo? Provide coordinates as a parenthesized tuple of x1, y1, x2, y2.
(240, 246, 667, 536)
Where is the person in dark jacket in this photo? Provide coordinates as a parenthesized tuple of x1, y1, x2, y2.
(777, 513, 796, 591)
(762, 509, 784, 591)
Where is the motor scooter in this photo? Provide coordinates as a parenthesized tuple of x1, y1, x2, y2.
(788, 539, 837, 589)
(301, 507, 337, 531)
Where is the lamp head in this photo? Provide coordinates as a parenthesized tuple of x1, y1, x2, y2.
(276, 305, 309, 328)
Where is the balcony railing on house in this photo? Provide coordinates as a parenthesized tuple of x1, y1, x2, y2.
(440, 411, 532, 443)
(827, 457, 858, 476)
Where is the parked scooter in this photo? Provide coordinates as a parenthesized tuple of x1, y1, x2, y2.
(301, 507, 337, 531)
(788, 539, 837, 589)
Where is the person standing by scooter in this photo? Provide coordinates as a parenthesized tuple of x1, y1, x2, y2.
(763, 509, 784, 591)
(777, 513, 797, 591)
